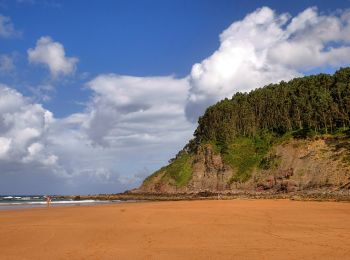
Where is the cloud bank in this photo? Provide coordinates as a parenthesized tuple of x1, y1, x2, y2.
(0, 75, 195, 194)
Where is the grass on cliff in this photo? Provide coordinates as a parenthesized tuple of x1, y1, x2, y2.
(206, 132, 278, 183)
(142, 153, 193, 188)
(164, 153, 193, 187)
(224, 136, 272, 183)
(142, 167, 165, 185)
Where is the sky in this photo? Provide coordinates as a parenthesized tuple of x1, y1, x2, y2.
(0, 0, 350, 195)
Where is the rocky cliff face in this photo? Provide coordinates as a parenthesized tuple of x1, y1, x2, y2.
(251, 137, 350, 192)
(187, 144, 233, 191)
(137, 137, 350, 194)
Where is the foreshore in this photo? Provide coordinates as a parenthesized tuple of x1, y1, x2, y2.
(1, 199, 349, 259)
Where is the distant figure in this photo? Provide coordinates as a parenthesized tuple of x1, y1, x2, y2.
(46, 196, 51, 207)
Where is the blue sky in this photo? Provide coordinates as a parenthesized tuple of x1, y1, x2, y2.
(0, 0, 350, 194)
(1, 0, 349, 116)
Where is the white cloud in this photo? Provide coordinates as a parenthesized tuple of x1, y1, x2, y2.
(0, 137, 11, 159)
(0, 15, 21, 38)
(0, 75, 195, 194)
(45, 75, 194, 192)
(22, 142, 58, 165)
(186, 7, 350, 121)
(0, 84, 57, 166)
(28, 36, 78, 77)
(0, 84, 129, 194)
(84, 74, 194, 147)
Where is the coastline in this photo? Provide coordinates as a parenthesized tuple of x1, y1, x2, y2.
(1, 199, 349, 259)
(62, 189, 350, 203)
(2, 189, 350, 211)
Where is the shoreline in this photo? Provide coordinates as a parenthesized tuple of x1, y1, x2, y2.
(0, 199, 127, 211)
(4, 189, 348, 211)
(3, 191, 350, 212)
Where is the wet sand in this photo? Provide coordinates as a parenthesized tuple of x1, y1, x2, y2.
(0, 200, 349, 259)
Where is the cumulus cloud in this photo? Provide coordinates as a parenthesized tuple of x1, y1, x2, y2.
(186, 7, 350, 121)
(0, 83, 153, 194)
(48, 75, 194, 192)
(28, 36, 78, 77)
(0, 84, 57, 166)
(0, 75, 195, 194)
(84, 74, 194, 147)
(0, 15, 21, 38)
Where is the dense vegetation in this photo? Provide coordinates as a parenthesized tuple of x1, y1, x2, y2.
(144, 68, 350, 186)
(193, 68, 350, 145)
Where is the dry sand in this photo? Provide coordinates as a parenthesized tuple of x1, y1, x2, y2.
(0, 200, 349, 259)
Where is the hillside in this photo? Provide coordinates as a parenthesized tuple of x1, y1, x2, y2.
(136, 68, 350, 194)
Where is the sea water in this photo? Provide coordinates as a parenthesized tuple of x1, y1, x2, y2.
(0, 195, 120, 210)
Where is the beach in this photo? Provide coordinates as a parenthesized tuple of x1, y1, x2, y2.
(0, 200, 349, 259)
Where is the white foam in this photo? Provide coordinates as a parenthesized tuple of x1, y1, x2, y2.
(0, 200, 102, 206)
(0, 199, 122, 209)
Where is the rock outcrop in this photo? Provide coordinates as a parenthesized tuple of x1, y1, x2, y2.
(187, 144, 232, 191)
(137, 137, 350, 194)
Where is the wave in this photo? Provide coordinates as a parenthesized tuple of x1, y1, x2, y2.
(3, 196, 13, 199)
(0, 195, 44, 200)
(0, 199, 120, 207)
(1, 200, 94, 205)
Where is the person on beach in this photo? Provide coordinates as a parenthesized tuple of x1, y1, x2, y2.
(46, 196, 51, 207)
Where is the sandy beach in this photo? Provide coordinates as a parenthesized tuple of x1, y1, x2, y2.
(0, 200, 349, 259)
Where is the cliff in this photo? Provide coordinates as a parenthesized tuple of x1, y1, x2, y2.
(138, 136, 350, 193)
(136, 68, 350, 194)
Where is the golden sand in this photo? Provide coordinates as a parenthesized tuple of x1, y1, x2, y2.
(0, 200, 349, 259)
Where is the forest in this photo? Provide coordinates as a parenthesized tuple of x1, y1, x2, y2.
(192, 67, 350, 147)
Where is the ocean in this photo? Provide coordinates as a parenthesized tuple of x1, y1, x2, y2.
(0, 195, 120, 210)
